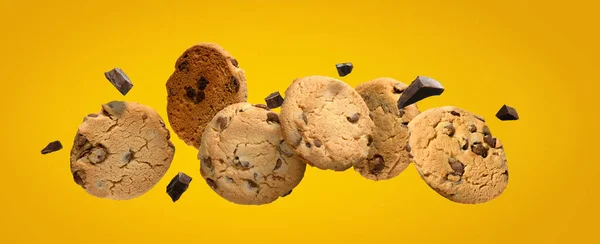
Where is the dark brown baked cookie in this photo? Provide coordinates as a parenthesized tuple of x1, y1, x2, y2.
(166, 43, 248, 148)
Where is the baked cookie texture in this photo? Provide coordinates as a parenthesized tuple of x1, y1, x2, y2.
(408, 106, 508, 204)
(354, 78, 420, 181)
(279, 76, 374, 171)
(166, 42, 247, 148)
(70, 101, 175, 200)
(198, 102, 306, 205)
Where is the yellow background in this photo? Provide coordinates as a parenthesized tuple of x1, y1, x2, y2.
(0, 0, 598, 243)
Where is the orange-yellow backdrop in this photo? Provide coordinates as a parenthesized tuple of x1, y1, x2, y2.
(0, 0, 598, 243)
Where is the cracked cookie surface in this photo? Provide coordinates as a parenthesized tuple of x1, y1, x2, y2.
(408, 106, 508, 204)
(198, 102, 306, 205)
(70, 101, 175, 200)
(279, 76, 374, 171)
(167, 42, 247, 148)
(354, 78, 420, 181)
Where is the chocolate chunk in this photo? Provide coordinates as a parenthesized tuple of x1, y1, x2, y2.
(301, 113, 308, 124)
(471, 142, 489, 157)
(468, 124, 477, 133)
(502, 170, 509, 180)
(496, 105, 519, 121)
(72, 171, 85, 186)
(266, 112, 280, 124)
(104, 68, 134, 96)
(397, 76, 444, 109)
(265, 91, 284, 109)
(41, 141, 62, 154)
(448, 158, 465, 176)
(205, 178, 217, 190)
(370, 155, 385, 175)
(122, 150, 134, 163)
(202, 156, 213, 169)
(246, 180, 259, 189)
(461, 138, 469, 150)
(347, 113, 360, 123)
(305, 142, 312, 148)
(178, 60, 189, 72)
(88, 146, 107, 164)
(450, 111, 460, 116)
(482, 126, 492, 136)
(405, 143, 411, 152)
(226, 76, 240, 93)
(367, 135, 373, 146)
(274, 158, 282, 170)
(216, 116, 228, 130)
(281, 189, 292, 197)
(194, 90, 206, 104)
(401, 121, 409, 128)
(231, 58, 239, 68)
(87, 113, 99, 118)
(393, 83, 406, 93)
(335, 62, 353, 77)
(197, 77, 209, 90)
(484, 135, 496, 148)
(313, 139, 323, 148)
(254, 104, 270, 110)
(166, 172, 192, 202)
(185, 86, 196, 100)
(443, 123, 455, 136)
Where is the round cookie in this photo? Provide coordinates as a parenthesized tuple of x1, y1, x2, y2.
(354, 78, 420, 181)
(70, 101, 175, 200)
(279, 76, 374, 171)
(198, 102, 306, 205)
(166, 43, 248, 148)
(407, 106, 508, 204)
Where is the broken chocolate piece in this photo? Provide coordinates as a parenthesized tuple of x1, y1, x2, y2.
(246, 180, 259, 189)
(467, 124, 477, 133)
(347, 113, 360, 123)
(496, 105, 519, 121)
(471, 142, 489, 157)
(448, 158, 465, 176)
(88, 146, 107, 164)
(41, 141, 62, 154)
(484, 135, 496, 148)
(443, 123, 455, 136)
(254, 104, 270, 110)
(166, 172, 192, 202)
(178, 60, 189, 72)
(274, 158, 282, 170)
(205, 178, 217, 190)
(104, 68, 133, 96)
(397, 76, 444, 109)
(266, 112, 280, 124)
(335, 62, 353, 77)
(265, 91, 284, 109)
(72, 171, 85, 186)
(197, 77, 209, 90)
(313, 139, 322, 148)
(231, 58, 239, 68)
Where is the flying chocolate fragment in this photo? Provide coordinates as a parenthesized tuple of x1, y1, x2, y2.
(41, 141, 63, 154)
(397, 76, 444, 109)
(336, 63, 353, 77)
(265, 91, 284, 109)
(104, 68, 134, 96)
(166, 172, 192, 202)
(496, 105, 519, 121)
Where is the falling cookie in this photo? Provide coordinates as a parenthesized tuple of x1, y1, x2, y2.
(198, 102, 306, 205)
(354, 78, 420, 180)
(279, 76, 374, 171)
(70, 101, 175, 200)
(407, 106, 508, 204)
(166, 43, 248, 148)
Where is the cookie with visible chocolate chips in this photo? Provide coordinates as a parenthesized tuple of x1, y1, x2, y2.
(279, 76, 374, 171)
(354, 78, 420, 181)
(198, 102, 306, 205)
(407, 106, 508, 204)
(70, 101, 175, 200)
(166, 43, 248, 148)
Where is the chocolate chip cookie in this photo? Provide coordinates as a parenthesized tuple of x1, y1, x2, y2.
(279, 76, 374, 171)
(70, 101, 175, 200)
(408, 106, 508, 204)
(354, 78, 420, 181)
(166, 43, 247, 148)
(198, 102, 306, 205)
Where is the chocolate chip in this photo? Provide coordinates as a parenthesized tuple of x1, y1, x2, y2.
(202, 156, 213, 169)
(398, 109, 405, 117)
(405, 143, 411, 152)
(281, 189, 292, 197)
(471, 142, 489, 157)
(313, 139, 322, 147)
(401, 121, 409, 128)
(393, 83, 406, 93)
(266, 112, 280, 124)
(197, 77, 209, 90)
(185, 86, 196, 100)
(166, 172, 193, 202)
(122, 150, 134, 163)
(474, 114, 486, 122)
(104, 68, 133, 96)
(370, 155, 385, 175)
(274, 158, 282, 170)
(178, 60, 189, 72)
(335, 62, 353, 77)
(468, 124, 477, 133)
(502, 170, 509, 181)
(88, 145, 107, 164)
(240, 161, 250, 169)
(231, 58, 239, 68)
(226, 76, 240, 93)
(305, 142, 312, 148)
(367, 135, 373, 146)
(73, 171, 85, 186)
(448, 158, 465, 176)
(443, 123, 455, 136)
(74, 133, 88, 147)
(265, 91, 284, 109)
(496, 104, 519, 121)
(216, 116, 228, 130)
(205, 178, 217, 190)
(41, 141, 62, 154)
(484, 135, 496, 148)
(450, 111, 460, 116)
(87, 113, 99, 118)
(301, 113, 308, 124)
(482, 126, 492, 136)
(246, 180, 259, 189)
(194, 90, 206, 104)
(347, 113, 360, 123)
(461, 138, 469, 150)
(254, 104, 270, 110)
(397, 76, 444, 109)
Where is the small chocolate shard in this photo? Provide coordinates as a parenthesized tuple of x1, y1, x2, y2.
(197, 77, 209, 90)
(313, 139, 322, 148)
(195, 90, 206, 104)
(443, 123, 455, 136)
(166, 172, 193, 202)
(496, 105, 519, 121)
(104, 68, 133, 96)
(398, 109, 406, 118)
(401, 121, 409, 128)
(450, 111, 460, 116)
(474, 114, 486, 122)
(281, 189, 292, 197)
(41, 141, 62, 154)
(471, 142, 489, 157)
(484, 135, 496, 148)
(72, 171, 85, 186)
(202, 156, 213, 169)
(265, 91, 284, 109)
(370, 155, 385, 175)
(335, 62, 353, 77)
(274, 158, 283, 170)
(467, 124, 477, 133)
(178, 60, 189, 72)
(347, 113, 360, 123)
(461, 138, 469, 150)
(397, 76, 444, 109)
(246, 180, 259, 189)
(266, 112, 280, 124)
(122, 150, 134, 164)
(301, 113, 308, 124)
(254, 104, 270, 110)
(448, 158, 465, 176)
(305, 142, 312, 148)
(405, 143, 411, 152)
(367, 135, 373, 146)
(216, 116, 228, 130)
(205, 178, 217, 190)
(502, 170, 509, 181)
(231, 58, 239, 68)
